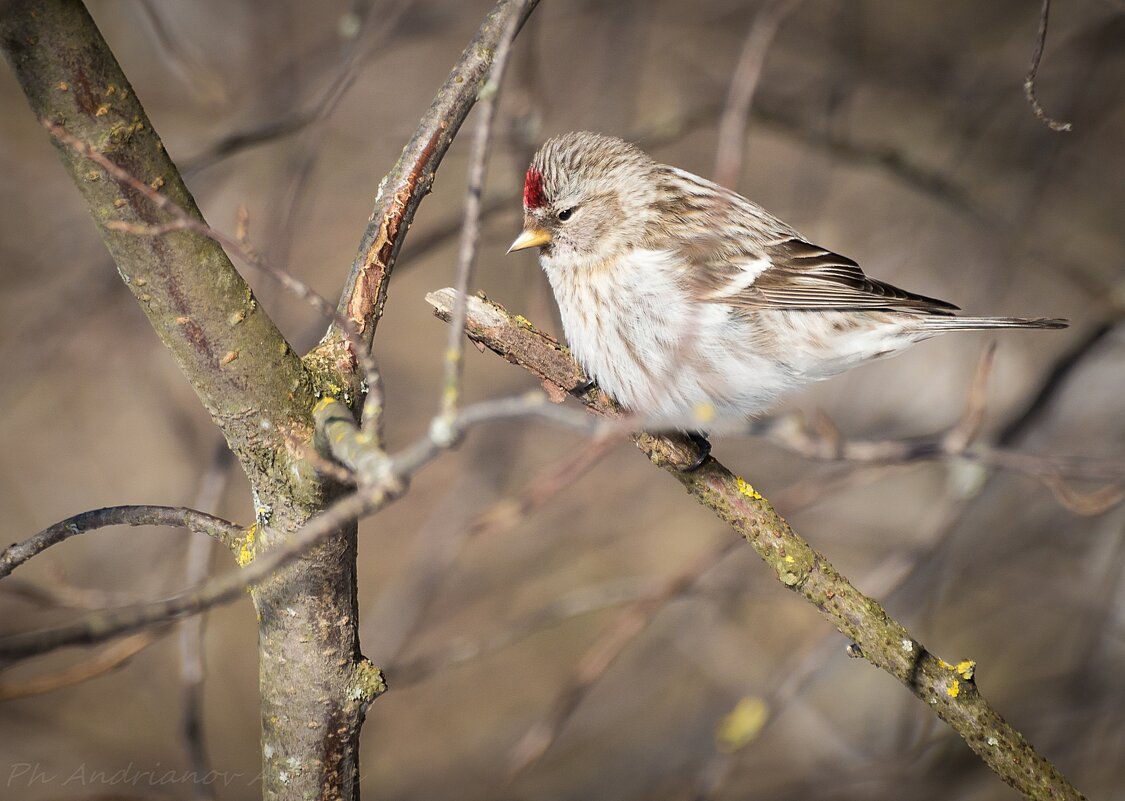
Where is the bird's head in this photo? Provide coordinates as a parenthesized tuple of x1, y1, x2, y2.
(508, 132, 660, 269)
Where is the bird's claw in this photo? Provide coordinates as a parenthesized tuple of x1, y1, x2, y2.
(681, 431, 712, 472)
(570, 377, 597, 396)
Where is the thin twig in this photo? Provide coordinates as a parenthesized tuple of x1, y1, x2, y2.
(470, 435, 620, 538)
(1024, 0, 1074, 132)
(1, 505, 244, 580)
(429, 286, 1088, 800)
(0, 390, 607, 661)
(45, 123, 380, 400)
(509, 538, 740, 775)
(390, 577, 660, 688)
(713, 0, 803, 187)
(331, 0, 541, 347)
(0, 630, 166, 701)
(442, 0, 529, 418)
(179, 443, 231, 801)
(0, 492, 376, 661)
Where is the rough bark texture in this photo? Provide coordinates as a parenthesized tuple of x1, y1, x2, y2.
(323, 0, 541, 356)
(426, 287, 1087, 801)
(0, 3, 373, 798)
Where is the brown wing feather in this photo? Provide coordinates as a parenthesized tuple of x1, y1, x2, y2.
(743, 238, 960, 314)
(688, 237, 960, 315)
(654, 166, 960, 315)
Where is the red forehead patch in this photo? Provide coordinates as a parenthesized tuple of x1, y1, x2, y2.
(523, 167, 547, 209)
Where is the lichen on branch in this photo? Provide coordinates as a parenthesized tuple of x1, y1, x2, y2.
(425, 287, 1086, 801)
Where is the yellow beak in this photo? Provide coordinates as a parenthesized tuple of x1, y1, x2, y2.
(507, 228, 552, 253)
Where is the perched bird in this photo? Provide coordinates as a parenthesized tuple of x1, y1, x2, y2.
(508, 131, 1066, 428)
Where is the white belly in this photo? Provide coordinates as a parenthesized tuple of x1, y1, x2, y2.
(541, 249, 800, 424)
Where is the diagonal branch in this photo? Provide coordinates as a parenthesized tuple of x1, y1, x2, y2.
(327, 0, 540, 351)
(425, 287, 1086, 801)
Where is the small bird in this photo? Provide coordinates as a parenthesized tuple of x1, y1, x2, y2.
(508, 131, 1066, 428)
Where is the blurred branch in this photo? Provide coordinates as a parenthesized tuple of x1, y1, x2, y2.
(0, 389, 604, 661)
(178, 443, 232, 801)
(509, 537, 741, 776)
(391, 577, 661, 688)
(44, 124, 379, 401)
(443, 0, 529, 417)
(0, 0, 321, 490)
(470, 436, 620, 538)
(1, 505, 244, 580)
(0, 492, 378, 661)
(0, 629, 165, 701)
(1025, 0, 1074, 132)
(426, 287, 1087, 801)
(714, 0, 803, 187)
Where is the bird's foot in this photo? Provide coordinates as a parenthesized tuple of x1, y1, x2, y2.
(682, 431, 712, 472)
(570, 376, 597, 396)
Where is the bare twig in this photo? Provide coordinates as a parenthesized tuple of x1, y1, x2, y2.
(0, 492, 376, 661)
(1, 505, 244, 580)
(330, 0, 541, 347)
(0, 630, 165, 701)
(509, 538, 740, 775)
(0, 390, 607, 661)
(178, 443, 232, 801)
(442, 0, 529, 418)
(391, 577, 659, 688)
(428, 287, 1088, 800)
(714, 0, 803, 187)
(470, 435, 620, 538)
(943, 342, 996, 453)
(1025, 0, 1074, 132)
(45, 123, 380, 399)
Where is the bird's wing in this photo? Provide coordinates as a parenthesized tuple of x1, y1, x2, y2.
(692, 236, 960, 315)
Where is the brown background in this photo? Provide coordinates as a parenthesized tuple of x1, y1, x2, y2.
(1, 1, 1123, 799)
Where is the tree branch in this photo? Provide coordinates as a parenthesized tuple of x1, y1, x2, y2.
(326, 0, 540, 352)
(0, 492, 377, 661)
(442, 0, 529, 418)
(1025, 0, 1073, 132)
(0, 0, 323, 495)
(1, 505, 244, 580)
(425, 287, 1087, 801)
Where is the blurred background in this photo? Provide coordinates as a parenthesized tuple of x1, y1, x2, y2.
(1, 1, 1123, 799)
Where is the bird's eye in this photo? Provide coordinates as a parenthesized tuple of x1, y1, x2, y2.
(557, 208, 574, 222)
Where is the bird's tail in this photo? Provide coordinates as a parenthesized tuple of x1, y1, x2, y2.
(917, 316, 1068, 332)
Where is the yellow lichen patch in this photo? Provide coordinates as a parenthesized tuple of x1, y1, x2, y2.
(947, 679, 961, 698)
(735, 477, 762, 501)
(716, 696, 769, 753)
(236, 523, 257, 567)
(313, 396, 338, 415)
(955, 660, 976, 680)
(783, 554, 795, 564)
(513, 314, 534, 329)
(351, 659, 388, 703)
